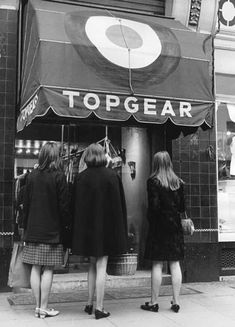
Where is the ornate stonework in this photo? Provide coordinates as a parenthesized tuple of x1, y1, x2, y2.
(188, 0, 202, 27)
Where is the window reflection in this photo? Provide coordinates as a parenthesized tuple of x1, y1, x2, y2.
(218, 103, 235, 241)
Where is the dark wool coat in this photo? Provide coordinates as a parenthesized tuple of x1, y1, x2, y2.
(72, 167, 128, 257)
(144, 177, 185, 261)
(23, 169, 71, 244)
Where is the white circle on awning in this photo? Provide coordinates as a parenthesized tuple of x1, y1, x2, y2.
(85, 16, 162, 69)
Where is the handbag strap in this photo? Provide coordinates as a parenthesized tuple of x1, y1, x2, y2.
(180, 211, 188, 219)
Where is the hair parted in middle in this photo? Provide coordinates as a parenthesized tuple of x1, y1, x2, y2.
(38, 141, 62, 171)
(84, 143, 107, 168)
(151, 150, 183, 191)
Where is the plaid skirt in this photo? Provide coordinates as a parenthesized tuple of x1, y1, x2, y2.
(22, 243, 64, 266)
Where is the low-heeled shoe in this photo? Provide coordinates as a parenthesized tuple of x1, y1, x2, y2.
(140, 302, 159, 312)
(95, 309, 110, 319)
(171, 304, 180, 313)
(39, 308, 59, 319)
(84, 305, 93, 315)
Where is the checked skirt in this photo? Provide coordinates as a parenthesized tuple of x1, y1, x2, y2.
(22, 243, 64, 266)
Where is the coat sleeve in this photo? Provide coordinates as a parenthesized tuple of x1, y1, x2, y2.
(22, 177, 30, 230)
(147, 178, 160, 222)
(117, 174, 128, 240)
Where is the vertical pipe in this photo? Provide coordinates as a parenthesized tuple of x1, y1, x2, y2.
(61, 124, 64, 155)
(68, 124, 70, 157)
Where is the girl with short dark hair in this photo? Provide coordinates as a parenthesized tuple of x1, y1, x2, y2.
(72, 143, 128, 319)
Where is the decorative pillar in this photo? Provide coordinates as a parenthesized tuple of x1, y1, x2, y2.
(168, 0, 218, 33)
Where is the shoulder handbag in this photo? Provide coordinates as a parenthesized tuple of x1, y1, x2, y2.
(8, 242, 31, 289)
(181, 212, 195, 236)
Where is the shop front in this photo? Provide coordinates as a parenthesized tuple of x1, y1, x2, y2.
(215, 0, 235, 276)
(16, 0, 214, 274)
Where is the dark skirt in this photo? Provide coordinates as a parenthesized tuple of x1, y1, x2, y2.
(144, 221, 185, 261)
(22, 243, 64, 266)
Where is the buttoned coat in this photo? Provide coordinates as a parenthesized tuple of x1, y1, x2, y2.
(23, 168, 71, 244)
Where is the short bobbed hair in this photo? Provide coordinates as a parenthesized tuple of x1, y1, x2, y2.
(38, 141, 62, 171)
(84, 143, 107, 168)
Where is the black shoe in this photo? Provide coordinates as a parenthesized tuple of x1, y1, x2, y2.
(171, 304, 180, 313)
(84, 305, 93, 315)
(95, 309, 110, 319)
(140, 302, 159, 312)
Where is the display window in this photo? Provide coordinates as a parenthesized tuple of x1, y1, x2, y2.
(14, 122, 160, 267)
(217, 102, 235, 241)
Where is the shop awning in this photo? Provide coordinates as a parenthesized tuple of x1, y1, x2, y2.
(17, 0, 214, 132)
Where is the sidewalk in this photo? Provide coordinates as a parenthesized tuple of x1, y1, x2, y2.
(2, 280, 235, 327)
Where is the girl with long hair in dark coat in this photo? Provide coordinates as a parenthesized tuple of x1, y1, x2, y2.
(141, 151, 185, 313)
(72, 143, 128, 319)
(22, 142, 70, 318)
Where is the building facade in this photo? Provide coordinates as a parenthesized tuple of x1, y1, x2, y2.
(0, 0, 223, 289)
(214, 0, 235, 276)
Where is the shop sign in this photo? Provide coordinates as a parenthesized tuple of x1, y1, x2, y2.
(62, 90, 192, 118)
(20, 94, 39, 121)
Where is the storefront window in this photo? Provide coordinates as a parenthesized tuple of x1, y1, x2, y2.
(14, 122, 156, 267)
(217, 103, 235, 241)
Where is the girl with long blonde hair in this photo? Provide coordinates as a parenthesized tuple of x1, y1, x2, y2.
(141, 151, 185, 313)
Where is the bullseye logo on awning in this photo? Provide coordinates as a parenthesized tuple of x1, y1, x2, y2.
(64, 10, 181, 89)
(85, 16, 162, 69)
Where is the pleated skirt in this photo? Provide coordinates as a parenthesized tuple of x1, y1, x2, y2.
(22, 243, 63, 266)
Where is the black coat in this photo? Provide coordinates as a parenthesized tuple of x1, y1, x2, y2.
(144, 177, 185, 261)
(23, 168, 71, 244)
(72, 167, 128, 257)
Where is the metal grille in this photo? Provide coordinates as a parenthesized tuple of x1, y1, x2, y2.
(221, 249, 235, 269)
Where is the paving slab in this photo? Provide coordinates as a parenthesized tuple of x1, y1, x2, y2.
(2, 281, 235, 326)
(7, 284, 200, 306)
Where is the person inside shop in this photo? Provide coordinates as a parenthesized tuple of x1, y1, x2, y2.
(22, 141, 71, 319)
(72, 143, 128, 320)
(141, 151, 185, 313)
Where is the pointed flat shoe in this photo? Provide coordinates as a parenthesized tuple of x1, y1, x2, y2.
(84, 304, 93, 315)
(171, 304, 180, 313)
(140, 302, 159, 312)
(95, 309, 110, 319)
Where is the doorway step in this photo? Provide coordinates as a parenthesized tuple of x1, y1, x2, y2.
(10, 271, 171, 295)
(52, 271, 171, 293)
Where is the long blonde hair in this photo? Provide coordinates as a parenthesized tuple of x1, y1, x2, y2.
(151, 151, 182, 191)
